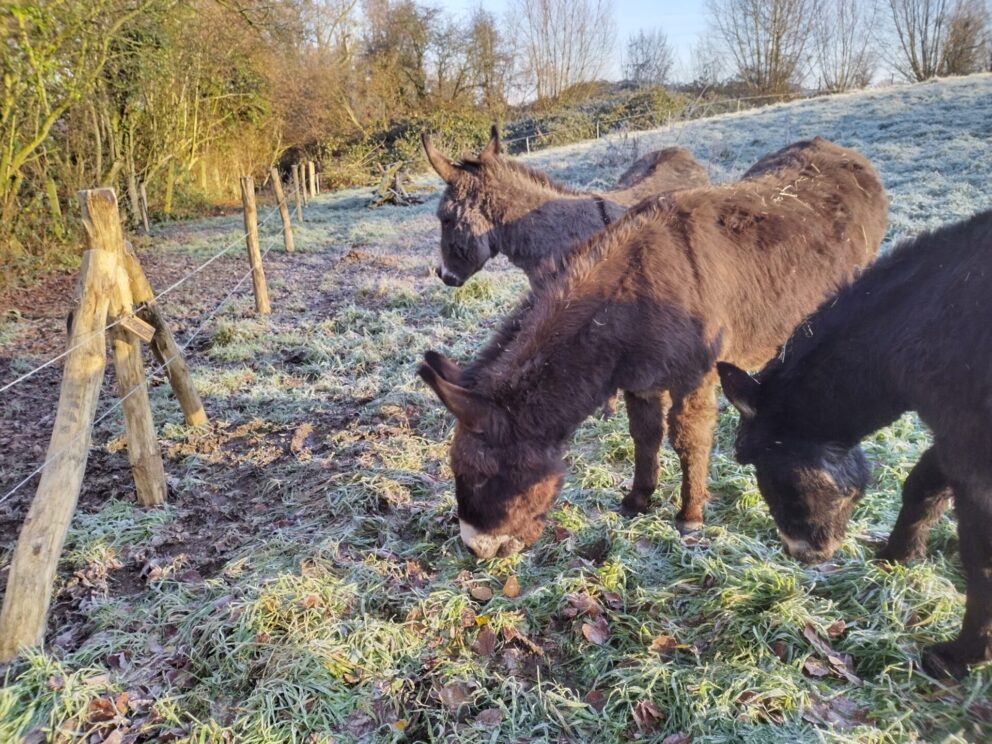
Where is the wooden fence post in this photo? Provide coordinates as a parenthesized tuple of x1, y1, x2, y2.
(298, 163, 309, 207)
(0, 189, 121, 660)
(270, 167, 295, 253)
(122, 242, 208, 427)
(240, 176, 271, 315)
(525, 137, 530, 154)
(291, 165, 304, 222)
(308, 161, 317, 198)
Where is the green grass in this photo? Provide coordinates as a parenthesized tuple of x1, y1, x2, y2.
(3, 88, 992, 742)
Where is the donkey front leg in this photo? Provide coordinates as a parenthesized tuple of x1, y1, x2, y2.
(669, 372, 718, 533)
(877, 446, 953, 563)
(921, 482, 992, 679)
(620, 390, 670, 515)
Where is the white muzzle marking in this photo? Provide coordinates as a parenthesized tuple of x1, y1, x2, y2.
(459, 520, 521, 559)
(780, 534, 812, 558)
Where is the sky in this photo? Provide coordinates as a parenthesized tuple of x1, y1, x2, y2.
(438, 0, 710, 82)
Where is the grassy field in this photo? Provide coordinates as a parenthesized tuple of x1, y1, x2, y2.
(1, 75, 991, 743)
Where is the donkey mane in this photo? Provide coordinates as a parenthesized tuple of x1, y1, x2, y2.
(462, 155, 589, 197)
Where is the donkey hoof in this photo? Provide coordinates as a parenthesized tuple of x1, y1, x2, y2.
(675, 519, 704, 536)
(619, 492, 652, 517)
(920, 642, 971, 681)
(876, 541, 926, 564)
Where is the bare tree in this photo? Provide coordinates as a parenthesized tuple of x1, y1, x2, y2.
(706, 0, 816, 94)
(466, 7, 514, 113)
(939, 0, 991, 74)
(508, 0, 617, 101)
(689, 33, 727, 86)
(814, 0, 880, 91)
(622, 28, 675, 86)
(886, 0, 950, 80)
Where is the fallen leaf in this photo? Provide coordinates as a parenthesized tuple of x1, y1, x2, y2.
(602, 591, 623, 609)
(553, 525, 571, 542)
(392, 719, 408, 732)
(826, 619, 847, 638)
(803, 658, 831, 678)
(438, 682, 472, 713)
(474, 708, 503, 726)
(102, 730, 125, 744)
(632, 699, 664, 732)
(648, 635, 677, 656)
(87, 698, 117, 723)
(472, 626, 497, 657)
(802, 623, 862, 685)
(582, 616, 610, 645)
(662, 734, 691, 744)
(564, 592, 602, 619)
(502, 575, 521, 598)
(19, 729, 46, 744)
(585, 690, 607, 712)
(770, 640, 790, 662)
(470, 585, 493, 602)
(301, 594, 322, 610)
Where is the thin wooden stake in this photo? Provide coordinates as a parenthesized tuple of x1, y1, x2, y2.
(138, 181, 150, 234)
(270, 167, 295, 253)
(122, 242, 207, 427)
(240, 176, 271, 314)
(298, 163, 309, 207)
(0, 188, 119, 661)
(308, 161, 317, 198)
(291, 165, 304, 222)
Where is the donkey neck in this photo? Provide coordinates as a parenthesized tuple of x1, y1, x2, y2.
(485, 172, 615, 279)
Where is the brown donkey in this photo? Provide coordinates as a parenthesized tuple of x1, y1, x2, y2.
(422, 126, 710, 288)
(419, 138, 888, 559)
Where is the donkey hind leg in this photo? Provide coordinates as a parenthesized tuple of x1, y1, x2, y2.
(619, 390, 670, 516)
(877, 446, 953, 563)
(669, 372, 718, 533)
(921, 481, 992, 679)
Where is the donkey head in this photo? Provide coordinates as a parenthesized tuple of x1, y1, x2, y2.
(422, 126, 502, 287)
(717, 362, 869, 564)
(418, 351, 564, 558)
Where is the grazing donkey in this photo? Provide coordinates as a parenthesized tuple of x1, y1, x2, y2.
(418, 138, 888, 559)
(422, 126, 710, 288)
(717, 210, 992, 679)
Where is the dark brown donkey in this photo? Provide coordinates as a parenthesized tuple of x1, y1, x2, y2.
(422, 126, 710, 288)
(717, 210, 992, 679)
(418, 138, 888, 559)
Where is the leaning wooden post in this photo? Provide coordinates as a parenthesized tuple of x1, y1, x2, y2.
(270, 167, 295, 253)
(291, 165, 304, 222)
(308, 161, 317, 198)
(0, 189, 119, 661)
(122, 242, 208, 427)
(240, 176, 271, 314)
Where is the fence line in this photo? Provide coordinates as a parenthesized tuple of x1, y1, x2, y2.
(0, 186, 294, 397)
(0, 237, 281, 509)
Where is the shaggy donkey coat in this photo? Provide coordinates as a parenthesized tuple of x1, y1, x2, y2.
(719, 209, 992, 679)
(419, 137, 889, 559)
(422, 126, 710, 288)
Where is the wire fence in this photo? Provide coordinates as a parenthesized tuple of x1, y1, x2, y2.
(0, 188, 290, 398)
(0, 236, 282, 508)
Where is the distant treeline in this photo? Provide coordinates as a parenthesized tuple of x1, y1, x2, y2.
(2, 0, 989, 286)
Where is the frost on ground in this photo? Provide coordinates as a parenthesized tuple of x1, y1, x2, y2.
(0, 75, 991, 743)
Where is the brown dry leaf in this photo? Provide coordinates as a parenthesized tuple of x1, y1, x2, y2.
(803, 658, 831, 678)
(581, 615, 611, 645)
(585, 690, 607, 712)
(472, 626, 497, 657)
(301, 594, 322, 610)
(771, 640, 790, 662)
(502, 575, 521, 598)
(662, 734, 691, 744)
(632, 699, 665, 732)
(20, 729, 47, 744)
(87, 698, 117, 723)
(553, 525, 571, 542)
(102, 730, 125, 744)
(474, 708, 503, 727)
(802, 695, 869, 729)
(602, 591, 623, 609)
(826, 619, 847, 638)
(802, 623, 862, 686)
(564, 592, 602, 619)
(438, 682, 472, 713)
(82, 673, 110, 687)
(470, 585, 493, 603)
(649, 634, 677, 656)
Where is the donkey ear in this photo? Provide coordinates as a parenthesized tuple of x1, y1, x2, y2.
(481, 125, 501, 158)
(422, 132, 456, 183)
(418, 361, 491, 433)
(717, 362, 760, 419)
(423, 350, 463, 384)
